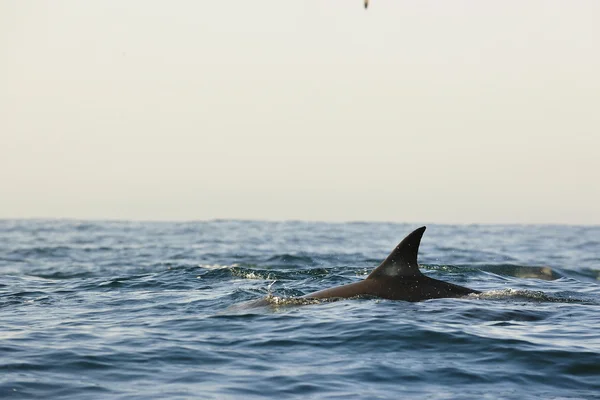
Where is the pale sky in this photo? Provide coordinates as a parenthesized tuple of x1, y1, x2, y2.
(1, 1, 599, 224)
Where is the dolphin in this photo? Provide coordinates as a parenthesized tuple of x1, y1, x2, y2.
(302, 226, 479, 302)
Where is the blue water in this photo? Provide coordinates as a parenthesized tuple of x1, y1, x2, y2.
(1, 220, 599, 399)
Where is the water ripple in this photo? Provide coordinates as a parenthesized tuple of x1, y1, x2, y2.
(0, 220, 599, 399)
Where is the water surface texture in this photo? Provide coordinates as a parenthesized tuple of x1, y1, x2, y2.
(1, 220, 599, 399)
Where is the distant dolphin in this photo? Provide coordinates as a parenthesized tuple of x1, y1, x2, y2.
(302, 226, 480, 302)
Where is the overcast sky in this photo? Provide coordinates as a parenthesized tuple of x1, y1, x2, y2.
(1, 1, 598, 224)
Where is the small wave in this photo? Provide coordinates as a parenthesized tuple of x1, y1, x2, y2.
(265, 294, 322, 307)
(425, 264, 561, 281)
(473, 288, 594, 304)
(565, 268, 600, 282)
(225, 265, 330, 281)
(198, 263, 239, 270)
(478, 265, 561, 280)
(197, 264, 275, 280)
(422, 264, 481, 273)
(0, 257, 27, 264)
(230, 267, 274, 280)
(573, 240, 600, 250)
(96, 274, 153, 288)
(8, 246, 73, 259)
(474, 289, 555, 301)
(226, 294, 322, 311)
(0, 290, 54, 308)
(26, 271, 94, 280)
(265, 254, 316, 267)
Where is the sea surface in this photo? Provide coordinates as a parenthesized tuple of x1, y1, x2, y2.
(1, 220, 599, 399)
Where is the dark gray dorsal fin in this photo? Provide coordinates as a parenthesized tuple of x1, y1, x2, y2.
(368, 226, 426, 279)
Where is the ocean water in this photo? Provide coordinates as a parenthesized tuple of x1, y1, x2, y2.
(1, 220, 599, 400)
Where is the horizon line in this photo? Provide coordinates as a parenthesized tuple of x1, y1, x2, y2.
(0, 216, 598, 228)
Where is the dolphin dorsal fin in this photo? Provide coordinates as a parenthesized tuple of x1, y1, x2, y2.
(368, 226, 426, 279)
